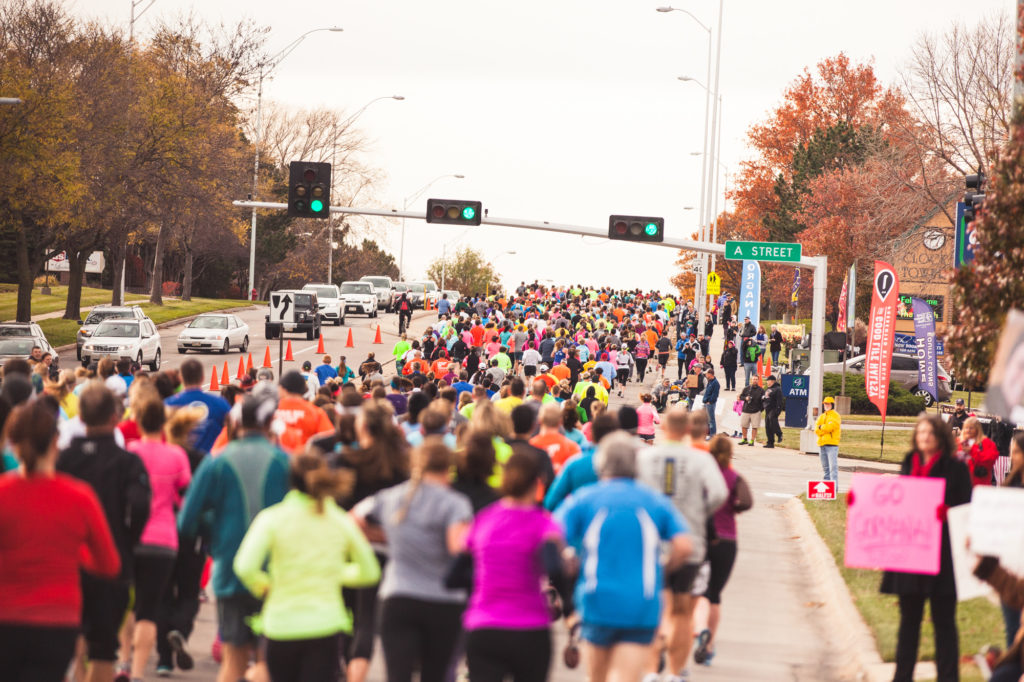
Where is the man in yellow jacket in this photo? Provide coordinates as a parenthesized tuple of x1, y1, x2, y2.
(814, 396, 842, 482)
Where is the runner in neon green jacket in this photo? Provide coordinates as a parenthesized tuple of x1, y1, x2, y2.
(234, 477, 380, 662)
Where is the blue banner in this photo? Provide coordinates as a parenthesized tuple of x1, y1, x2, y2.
(894, 333, 944, 356)
(738, 260, 761, 327)
(912, 297, 938, 401)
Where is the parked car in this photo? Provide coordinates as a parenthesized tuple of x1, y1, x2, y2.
(390, 282, 410, 309)
(816, 352, 952, 406)
(413, 280, 440, 308)
(360, 275, 396, 312)
(302, 283, 345, 326)
(405, 282, 426, 309)
(340, 281, 378, 317)
(176, 314, 250, 354)
(0, 322, 59, 365)
(265, 289, 321, 340)
(81, 317, 162, 370)
(442, 290, 461, 304)
(76, 305, 146, 361)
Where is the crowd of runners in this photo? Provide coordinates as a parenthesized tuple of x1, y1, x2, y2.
(0, 283, 759, 682)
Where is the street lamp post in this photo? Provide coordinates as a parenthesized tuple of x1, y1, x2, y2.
(328, 95, 404, 283)
(399, 174, 464, 282)
(486, 250, 516, 297)
(248, 27, 343, 301)
(661, 3, 722, 319)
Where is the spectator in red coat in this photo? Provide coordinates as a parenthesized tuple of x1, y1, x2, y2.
(958, 417, 1000, 487)
(0, 398, 120, 679)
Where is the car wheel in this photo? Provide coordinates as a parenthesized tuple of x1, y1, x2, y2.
(913, 388, 935, 407)
(177, 347, 186, 354)
(221, 339, 229, 354)
(150, 349, 161, 371)
(334, 318, 342, 326)
(136, 352, 143, 366)
(241, 336, 249, 352)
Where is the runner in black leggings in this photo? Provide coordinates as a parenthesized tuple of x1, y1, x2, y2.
(355, 440, 473, 682)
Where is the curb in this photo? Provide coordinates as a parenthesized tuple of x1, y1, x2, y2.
(783, 496, 884, 682)
(54, 305, 259, 356)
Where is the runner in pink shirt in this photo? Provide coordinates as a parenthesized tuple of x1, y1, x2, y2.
(636, 393, 661, 443)
(126, 400, 191, 680)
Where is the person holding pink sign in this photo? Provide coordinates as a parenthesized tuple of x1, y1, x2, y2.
(878, 415, 972, 682)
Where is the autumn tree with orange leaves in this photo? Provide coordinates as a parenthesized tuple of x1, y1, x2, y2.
(678, 54, 953, 323)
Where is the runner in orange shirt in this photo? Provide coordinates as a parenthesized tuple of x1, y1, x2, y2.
(549, 361, 571, 383)
(529, 403, 580, 474)
(275, 370, 334, 455)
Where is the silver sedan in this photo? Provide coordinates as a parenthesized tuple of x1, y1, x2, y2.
(176, 314, 250, 354)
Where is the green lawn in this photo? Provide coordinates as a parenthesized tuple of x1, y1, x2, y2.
(802, 494, 1001, 681)
(782, 426, 912, 464)
(0, 285, 147, 321)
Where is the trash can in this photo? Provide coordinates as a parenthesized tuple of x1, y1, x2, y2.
(781, 374, 809, 428)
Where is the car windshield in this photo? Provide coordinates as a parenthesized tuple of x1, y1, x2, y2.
(189, 316, 228, 330)
(423, 283, 437, 292)
(0, 326, 33, 337)
(305, 286, 337, 299)
(341, 283, 372, 294)
(93, 321, 140, 338)
(393, 284, 408, 292)
(294, 293, 313, 308)
(407, 283, 425, 293)
(362, 278, 389, 288)
(0, 339, 35, 355)
(84, 310, 132, 325)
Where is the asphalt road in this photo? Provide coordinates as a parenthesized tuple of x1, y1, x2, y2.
(145, 305, 436, 385)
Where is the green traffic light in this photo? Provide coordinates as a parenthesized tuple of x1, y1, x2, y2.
(310, 199, 324, 213)
(645, 222, 658, 236)
(462, 206, 476, 221)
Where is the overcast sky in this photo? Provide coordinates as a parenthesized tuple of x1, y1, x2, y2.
(77, 0, 1008, 293)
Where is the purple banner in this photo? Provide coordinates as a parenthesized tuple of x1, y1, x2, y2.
(912, 297, 938, 401)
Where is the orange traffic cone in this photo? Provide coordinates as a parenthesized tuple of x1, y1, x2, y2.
(285, 340, 294, 361)
(221, 362, 229, 386)
(209, 368, 219, 392)
(316, 334, 325, 354)
(237, 357, 246, 379)
(262, 347, 272, 369)
(345, 328, 354, 348)
(246, 353, 253, 372)
(373, 325, 382, 344)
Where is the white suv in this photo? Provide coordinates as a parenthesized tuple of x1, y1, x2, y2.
(302, 283, 345, 326)
(340, 281, 378, 317)
(81, 317, 162, 370)
(360, 275, 395, 312)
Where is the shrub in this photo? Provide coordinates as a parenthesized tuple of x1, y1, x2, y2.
(161, 280, 182, 297)
(822, 372, 926, 416)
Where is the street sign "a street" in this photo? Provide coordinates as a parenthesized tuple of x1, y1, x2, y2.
(807, 480, 837, 500)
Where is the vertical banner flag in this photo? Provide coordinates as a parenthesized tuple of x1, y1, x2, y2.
(836, 272, 849, 333)
(791, 268, 801, 307)
(954, 201, 977, 269)
(865, 261, 899, 423)
(847, 262, 857, 329)
(911, 297, 938, 402)
(738, 260, 761, 327)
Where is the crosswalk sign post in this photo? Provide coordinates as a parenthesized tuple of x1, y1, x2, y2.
(707, 271, 720, 296)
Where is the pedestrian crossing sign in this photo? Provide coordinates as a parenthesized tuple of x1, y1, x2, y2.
(707, 272, 720, 296)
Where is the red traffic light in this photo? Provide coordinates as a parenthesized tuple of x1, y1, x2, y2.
(613, 220, 628, 235)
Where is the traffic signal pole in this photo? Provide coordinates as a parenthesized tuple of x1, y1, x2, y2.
(234, 199, 827, 436)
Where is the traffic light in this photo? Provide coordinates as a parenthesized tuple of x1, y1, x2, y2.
(608, 215, 664, 243)
(288, 161, 331, 218)
(425, 198, 483, 226)
(964, 172, 986, 224)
